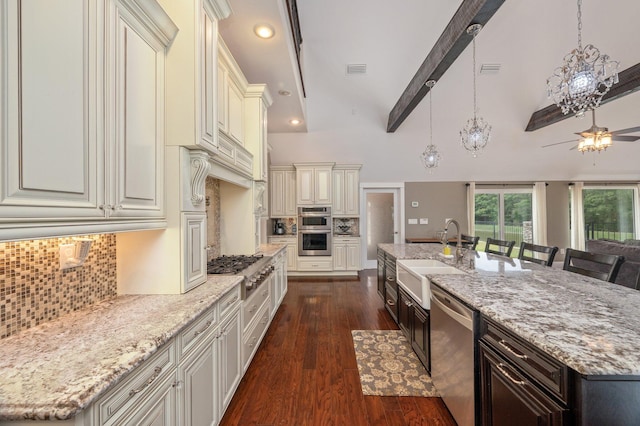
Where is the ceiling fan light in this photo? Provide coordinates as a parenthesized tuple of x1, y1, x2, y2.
(599, 134, 612, 149)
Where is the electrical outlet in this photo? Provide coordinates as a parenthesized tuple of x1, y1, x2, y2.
(59, 244, 76, 270)
(408, 218, 418, 225)
(560, 248, 566, 255)
(411, 201, 419, 208)
(419, 218, 428, 225)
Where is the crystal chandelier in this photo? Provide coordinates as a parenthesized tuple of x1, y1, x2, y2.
(546, 0, 619, 117)
(421, 80, 441, 171)
(460, 24, 491, 157)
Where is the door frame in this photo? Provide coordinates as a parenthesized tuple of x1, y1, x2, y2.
(359, 183, 404, 269)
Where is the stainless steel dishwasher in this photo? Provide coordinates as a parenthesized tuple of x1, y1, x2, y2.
(430, 283, 478, 426)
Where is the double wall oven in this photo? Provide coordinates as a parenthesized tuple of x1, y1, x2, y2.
(298, 206, 332, 256)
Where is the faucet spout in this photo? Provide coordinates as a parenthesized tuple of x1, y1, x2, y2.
(444, 219, 464, 264)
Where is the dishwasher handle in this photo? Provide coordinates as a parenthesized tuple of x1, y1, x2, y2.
(431, 287, 474, 331)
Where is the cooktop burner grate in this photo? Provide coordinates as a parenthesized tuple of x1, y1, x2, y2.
(206, 254, 264, 275)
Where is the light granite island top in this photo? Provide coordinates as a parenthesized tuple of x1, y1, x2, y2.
(0, 275, 243, 421)
(379, 243, 640, 377)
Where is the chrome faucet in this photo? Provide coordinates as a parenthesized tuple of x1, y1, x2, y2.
(444, 218, 464, 264)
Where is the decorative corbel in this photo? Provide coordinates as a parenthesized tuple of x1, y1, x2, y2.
(190, 150, 211, 205)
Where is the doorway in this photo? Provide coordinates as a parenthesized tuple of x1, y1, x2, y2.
(361, 185, 403, 269)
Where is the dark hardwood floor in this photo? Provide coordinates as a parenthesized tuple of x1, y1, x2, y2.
(220, 269, 457, 426)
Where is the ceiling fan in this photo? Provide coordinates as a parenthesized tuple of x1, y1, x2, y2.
(541, 109, 640, 152)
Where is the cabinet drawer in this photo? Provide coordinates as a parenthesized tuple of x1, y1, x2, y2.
(243, 302, 271, 367)
(243, 284, 270, 331)
(179, 305, 217, 358)
(95, 341, 176, 425)
(481, 318, 569, 404)
(219, 285, 241, 321)
(297, 257, 333, 271)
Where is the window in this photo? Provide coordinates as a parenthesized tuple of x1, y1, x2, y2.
(475, 188, 533, 256)
(583, 187, 636, 241)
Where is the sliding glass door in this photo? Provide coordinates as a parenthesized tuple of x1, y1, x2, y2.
(582, 187, 636, 242)
(475, 189, 532, 255)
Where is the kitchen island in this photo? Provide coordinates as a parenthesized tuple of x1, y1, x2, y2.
(379, 243, 640, 425)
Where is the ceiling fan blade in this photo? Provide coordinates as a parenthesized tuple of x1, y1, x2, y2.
(541, 139, 579, 148)
(612, 135, 640, 142)
(569, 144, 579, 151)
(610, 126, 640, 135)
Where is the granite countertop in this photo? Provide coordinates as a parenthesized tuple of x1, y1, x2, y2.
(258, 243, 288, 257)
(0, 275, 243, 421)
(379, 243, 640, 377)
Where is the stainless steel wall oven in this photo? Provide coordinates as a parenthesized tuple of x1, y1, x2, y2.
(298, 206, 332, 256)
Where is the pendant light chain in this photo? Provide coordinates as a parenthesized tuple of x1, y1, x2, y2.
(472, 32, 477, 119)
(429, 86, 433, 144)
(576, 0, 582, 50)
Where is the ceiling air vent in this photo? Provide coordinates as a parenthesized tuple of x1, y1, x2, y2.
(480, 63, 501, 74)
(346, 64, 367, 75)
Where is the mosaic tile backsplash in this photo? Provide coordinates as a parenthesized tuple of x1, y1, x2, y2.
(0, 234, 117, 339)
(206, 177, 222, 261)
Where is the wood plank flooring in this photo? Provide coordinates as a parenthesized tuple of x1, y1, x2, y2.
(220, 269, 457, 426)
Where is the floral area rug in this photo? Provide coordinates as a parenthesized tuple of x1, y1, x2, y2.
(351, 329, 439, 397)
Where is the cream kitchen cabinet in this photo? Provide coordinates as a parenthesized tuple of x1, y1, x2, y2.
(333, 237, 361, 272)
(332, 165, 361, 216)
(268, 236, 297, 272)
(0, 0, 176, 241)
(294, 163, 334, 206)
(269, 249, 288, 317)
(218, 40, 244, 147)
(182, 213, 207, 293)
(270, 167, 297, 217)
(245, 86, 272, 182)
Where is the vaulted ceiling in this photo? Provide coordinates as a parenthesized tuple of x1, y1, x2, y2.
(219, 0, 640, 183)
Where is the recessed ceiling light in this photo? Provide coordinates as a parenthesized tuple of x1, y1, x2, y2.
(278, 89, 291, 96)
(289, 119, 301, 125)
(254, 24, 275, 39)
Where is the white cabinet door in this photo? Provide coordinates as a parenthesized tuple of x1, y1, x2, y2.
(0, 0, 104, 220)
(344, 169, 360, 216)
(107, 4, 165, 219)
(333, 243, 347, 271)
(182, 213, 206, 293)
(315, 167, 333, 205)
(296, 168, 315, 205)
(346, 241, 361, 270)
(270, 170, 286, 217)
(332, 170, 345, 215)
(179, 337, 218, 426)
(284, 170, 297, 216)
(198, 7, 218, 153)
(219, 308, 242, 415)
(227, 80, 244, 145)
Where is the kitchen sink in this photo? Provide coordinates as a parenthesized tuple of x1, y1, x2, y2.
(396, 259, 465, 309)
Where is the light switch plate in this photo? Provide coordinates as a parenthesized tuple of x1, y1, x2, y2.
(419, 218, 428, 225)
(408, 218, 418, 225)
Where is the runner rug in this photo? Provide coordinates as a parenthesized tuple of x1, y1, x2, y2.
(351, 329, 439, 397)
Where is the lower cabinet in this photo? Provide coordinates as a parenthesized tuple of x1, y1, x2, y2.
(377, 249, 385, 298)
(332, 237, 361, 271)
(397, 287, 413, 336)
(384, 255, 398, 322)
(90, 285, 242, 426)
(411, 303, 430, 372)
(270, 250, 288, 317)
(297, 256, 333, 272)
(479, 317, 570, 426)
(268, 236, 297, 271)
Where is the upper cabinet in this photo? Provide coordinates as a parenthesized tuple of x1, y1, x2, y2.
(218, 39, 245, 147)
(294, 163, 334, 206)
(0, 0, 177, 241)
(270, 166, 297, 217)
(332, 165, 361, 216)
(244, 85, 273, 182)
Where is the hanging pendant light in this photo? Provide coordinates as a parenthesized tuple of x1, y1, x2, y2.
(421, 80, 441, 172)
(460, 24, 491, 157)
(546, 0, 619, 117)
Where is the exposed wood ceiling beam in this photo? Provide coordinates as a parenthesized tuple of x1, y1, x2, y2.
(386, 0, 505, 133)
(525, 62, 640, 132)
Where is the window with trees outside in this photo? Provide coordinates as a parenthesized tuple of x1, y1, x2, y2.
(475, 188, 532, 257)
(582, 187, 636, 242)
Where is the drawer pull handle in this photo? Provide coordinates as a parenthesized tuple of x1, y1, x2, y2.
(129, 366, 162, 397)
(496, 363, 526, 386)
(387, 276, 394, 282)
(194, 320, 213, 337)
(249, 304, 258, 314)
(387, 300, 395, 307)
(262, 290, 268, 297)
(498, 339, 528, 360)
(226, 296, 239, 307)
